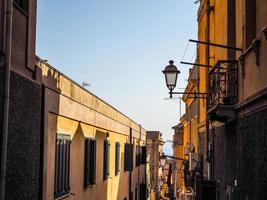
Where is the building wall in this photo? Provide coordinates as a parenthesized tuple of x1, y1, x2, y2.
(172, 130, 184, 191)
(0, 1, 42, 199)
(38, 59, 146, 200)
(146, 131, 164, 199)
(236, 0, 267, 101)
(202, 0, 267, 199)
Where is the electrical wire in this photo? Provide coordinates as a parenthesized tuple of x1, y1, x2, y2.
(181, 41, 190, 61)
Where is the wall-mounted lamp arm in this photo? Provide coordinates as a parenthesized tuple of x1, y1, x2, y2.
(189, 39, 242, 51)
(180, 61, 212, 68)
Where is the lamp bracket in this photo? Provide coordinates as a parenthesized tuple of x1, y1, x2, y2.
(169, 91, 208, 99)
(189, 39, 242, 51)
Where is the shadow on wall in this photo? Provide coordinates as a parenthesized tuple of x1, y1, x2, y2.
(41, 66, 61, 200)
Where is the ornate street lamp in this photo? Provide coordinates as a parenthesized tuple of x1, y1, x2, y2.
(162, 60, 180, 98)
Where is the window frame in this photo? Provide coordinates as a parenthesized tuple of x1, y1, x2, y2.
(13, 0, 29, 14)
(54, 134, 71, 199)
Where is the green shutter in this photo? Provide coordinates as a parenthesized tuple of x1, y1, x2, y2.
(103, 139, 110, 180)
(124, 144, 133, 171)
(115, 142, 120, 175)
(141, 146, 146, 165)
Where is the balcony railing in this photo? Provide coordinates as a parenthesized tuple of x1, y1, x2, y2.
(208, 60, 238, 110)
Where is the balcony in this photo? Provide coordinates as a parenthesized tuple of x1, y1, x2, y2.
(208, 60, 238, 122)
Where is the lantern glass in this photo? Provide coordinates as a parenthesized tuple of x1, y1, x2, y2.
(162, 60, 180, 91)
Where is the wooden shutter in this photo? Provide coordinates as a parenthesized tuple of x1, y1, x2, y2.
(90, 139, 96, 184)
(103, 140, 110, 180)
(115, 142, 120, 175)
(139, 183, 147, 200)
(141, 146, 146, 165)
(54, 136, 71, 198)
(84, 139, 91, 186)
(124, 144, 133, 171)
(136, 145, 141, 167)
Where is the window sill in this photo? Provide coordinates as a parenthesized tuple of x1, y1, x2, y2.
(55, 193, 71, 200)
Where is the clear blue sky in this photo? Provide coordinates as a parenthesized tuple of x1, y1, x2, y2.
(36, 0, 198, 154)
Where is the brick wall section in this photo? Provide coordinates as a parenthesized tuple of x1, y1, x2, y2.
(213, 122, 237, 200)
(213, 109, 267, 200)
(0, 66, 4, 158)
(5, 71, 42, 200)
(237, 109, 267, 200)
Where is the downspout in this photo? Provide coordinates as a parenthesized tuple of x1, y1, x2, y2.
(137, 125, 141, 198)
(0, 0, 13, 199)
(129, 128, 132, 200)
(205, 0, 211, 180)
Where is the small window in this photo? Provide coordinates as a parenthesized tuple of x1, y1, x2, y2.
(103, 139, 110, 180)
(84, 138, 96, 187)
(115, 142, 120, 175)
(136, 145, 141, 167)
(141, 146, 146, 165)
(54, 134, 71, 198)
(13, 0, 29, 13)
(124, 143, 133, 171)
(245, 0, 256, 48)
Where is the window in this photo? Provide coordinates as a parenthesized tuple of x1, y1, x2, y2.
(84, 138, 96, 187)
(139, 183, 147, 200)
(115, 142, 120, 175)
(177, 131, 184, 145)
(136, 145, 141, 167)
(245, 0, 256, 48)
(141, 146, 146, 165)
(175, 127, 184, 145)
(124, 143, 133, 171)
(54, 134, 71, 198)
(13, 0, 29, 13)
(103, 139, 110, 180)
(135, 187, 138, 200)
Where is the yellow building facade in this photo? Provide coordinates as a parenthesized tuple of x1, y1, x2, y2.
(38, 58, 147, 200)
(173, 0, 234, 194)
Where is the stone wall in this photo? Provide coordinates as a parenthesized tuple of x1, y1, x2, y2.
(213, 108, 267, 200)
(5, 71, 42, 200)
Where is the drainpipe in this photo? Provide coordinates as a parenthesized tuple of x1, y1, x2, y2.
(0, 0, 13, 199)
(205, 0, 211, 180)
(129, 128, 132, 200)
(138, 125, 141, 197)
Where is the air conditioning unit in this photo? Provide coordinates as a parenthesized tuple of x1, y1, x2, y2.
(184, 143, 194, 155)
(189, 153, 198, 171)
(185, 192, 194, 200)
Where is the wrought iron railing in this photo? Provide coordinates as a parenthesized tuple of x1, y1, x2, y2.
(208, 60, 238, 110)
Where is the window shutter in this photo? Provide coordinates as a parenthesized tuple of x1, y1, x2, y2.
(84, 138, 96, 187)
(54, 135, 71, 198)
(139, 183, 147, 200)
(141, 146, 146, 165)
(90, 139, 96, 184)
(136, 145, 141, 167)
(103, 139, 110, 180)
(84, 139, 91, 186)
(124, 144, 133, 171)
(115, 142, 120, 175)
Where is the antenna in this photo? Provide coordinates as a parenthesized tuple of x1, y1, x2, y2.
(82, 81, 91, 88)
(194, 0, 200, 4)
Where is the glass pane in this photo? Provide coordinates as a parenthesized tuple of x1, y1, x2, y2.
(166, 72, 177, 87)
